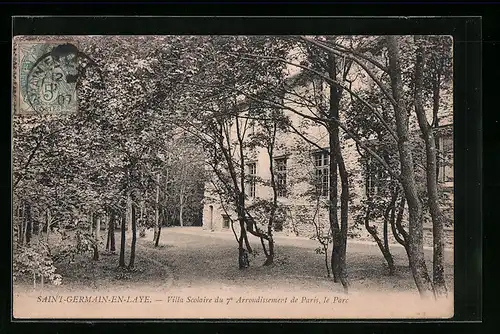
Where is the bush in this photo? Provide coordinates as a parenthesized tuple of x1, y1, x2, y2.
(13, 243, 62, 285)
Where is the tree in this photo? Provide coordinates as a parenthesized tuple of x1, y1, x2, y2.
(386, 36, 434, 297)
(296, 35, 449, 298)
(246, 100, 290, 265)
(168, 136, 206, 227)
(225, 35, 360, 291)
(154, 36, 287, 269)
(106, 209, 116, 253)
(413, 35, 452, 297)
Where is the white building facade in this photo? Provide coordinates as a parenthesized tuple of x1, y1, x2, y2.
(202, 59, 454, 247)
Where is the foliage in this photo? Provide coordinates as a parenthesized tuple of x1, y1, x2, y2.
(13, 243, 62, 285)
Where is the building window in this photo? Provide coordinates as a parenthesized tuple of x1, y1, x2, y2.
(247, 162, 256, 198)
(222, 214, 230, 229)
(313, 151, 329, 197)
(275, 157, 287, 197)
(437, 134, 453, 183)
(365, 155, 390, 197)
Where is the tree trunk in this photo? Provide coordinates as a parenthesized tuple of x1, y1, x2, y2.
(414, 35, 447, 297)
(383, 208, 390, 252)
(119, 211, 126, 267)
(432, 74, 441, 182)
(106, 211, 116, 253)
(264, 140, 277, 266)
(18, 208, 24, 246)
(106, 227, 110, 251)
(140, 195, 145, 227)
(238, 218, 249, 269)
(155, 221, 162, 247)
(128, 205, 137, 269)
(106, 212, 110, 251)
(394, 196, 411, 260)
(236, 117, 252, 265)
(179, 194, 184, 227)
(92, 213, 99, 261)
(127, 193, 132, 233)
(46, 208, 50, 244)
(110, 213, 116, 252)
(25, 202, 32, 245)
(30, 210, 34, 238)
(387, 35, 434, 298)
(92, 243, 99, 261)
(18, 201, 25, 246)
(364, 173, 396, 275)
(96, 216, 101, 244)
(154, 173, 160, 241)
(327, 53, 349, 293)
(335, 135, 350, 292)
(89, 211, 93, 234)
(364, 209, 395, 276)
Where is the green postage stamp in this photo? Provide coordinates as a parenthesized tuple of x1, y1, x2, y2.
(14, 39, 79, 115)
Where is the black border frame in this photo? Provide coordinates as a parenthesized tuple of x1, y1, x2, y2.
(4, 10, 483, 332)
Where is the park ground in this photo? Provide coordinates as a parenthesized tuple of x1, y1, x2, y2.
(13, 227, 454, 319)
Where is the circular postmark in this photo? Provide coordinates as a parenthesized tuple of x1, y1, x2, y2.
(19, 42, 78, 114)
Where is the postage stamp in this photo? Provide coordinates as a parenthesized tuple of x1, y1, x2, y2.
(14, 39, 78, 115)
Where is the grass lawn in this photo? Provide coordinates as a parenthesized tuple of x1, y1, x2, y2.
(13, 227, 454, 319)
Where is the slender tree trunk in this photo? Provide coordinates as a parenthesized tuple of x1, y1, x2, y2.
(106, 227, 110, 251)
(18, 208, 24, 246)
(414, 36, 447, 297)
(393, 196, 411, 260)
(238, 217, 249, 269)
(329, 140, 340, 284)
(387, 35, 434, 298)
(46, 208, 50, 244)
(264, 140, 277, 266)
(432, 72, 442, 181)
(140, 195, 145, 227)
(327, 53, 349, 293)
(335, 135, 350, 292)
(383, 208, 390, 252)
(89, 211, 93, 234)
(92, 213, 99, 261)
(128, 205, 137, 269)
(156, 208, 166, 246)
(364, 208, 395, 275)
(235, 117, 252, 265)
(127, 193, 132, 233)
(18, 201, 25, 246)
(179, 194, 184, 227)
(106, 210, 110, 251)
(92, 244, 99, 261)
(364, 173, 396, 275)
(25, 202, 32, 245)
(30, 210, 34, 238)
(154, 173, 160, 241)
(155, 218, 162, 247)
(119, 211, 126, 267)
(110, 212, 116, 252)
(96, 216, 101, 244)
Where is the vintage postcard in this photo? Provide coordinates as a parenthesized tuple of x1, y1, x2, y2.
(12, 34, 454, 319)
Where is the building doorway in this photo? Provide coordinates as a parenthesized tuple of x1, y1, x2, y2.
(209, 205, 213, 231)
(222, 214, 230, 229)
